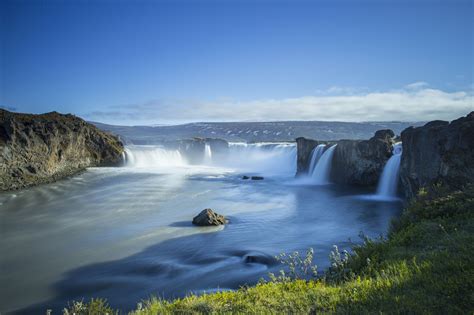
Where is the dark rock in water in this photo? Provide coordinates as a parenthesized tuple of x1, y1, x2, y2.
(242, 175, 250, 179)
(0, 109, 124, 191)
(251, 176, 264, 180)
(192, 209, 227, 226)
(400, 112, 474, 200)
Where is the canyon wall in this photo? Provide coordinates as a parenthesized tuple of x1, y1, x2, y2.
(296, 130, 394, 186)
(0, 110, 124, 190)
(400, 112, 474, 200)
(330, 130, 394, 186)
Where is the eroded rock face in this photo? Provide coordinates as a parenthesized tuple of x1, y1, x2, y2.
(400, 112, 474, 200)
(330, 130, 394, 186)
(175, 138, 229, 164)
(192, 209, 227, 226)
(296, 130, 394, 186)
(295, 137, 322, 176)
(0, 110, 124, 190)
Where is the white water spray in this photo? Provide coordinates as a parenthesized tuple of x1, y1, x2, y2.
(312, 144, 337, 184)
(124, 146, 186, 168)
(225, 142, 297, 175)
(203, 143, 212, 165)
(376, 142, 402, 198)
(308, 144, 326, 175)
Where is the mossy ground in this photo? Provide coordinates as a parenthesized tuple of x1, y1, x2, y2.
(64, 186, 474, 314)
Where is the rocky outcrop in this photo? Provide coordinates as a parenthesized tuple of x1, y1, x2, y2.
(0, 110, 124, 190)
(400, 112, 474, 200)
(192, 208, 227, 226)
(330, 129, 394, 186)
(296, 130, 394, 186)
(295, 137, 323, 176)
(174, 138, 229, 164)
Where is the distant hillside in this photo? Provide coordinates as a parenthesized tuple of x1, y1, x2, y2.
(91, 120, 425, 144)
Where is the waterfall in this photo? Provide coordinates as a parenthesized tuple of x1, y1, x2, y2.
(312, 144, 337, 184)
(225, 142, 297, 175)
(203, 143, 212, 164)
(124, 146, 186, 168)
(376, 142, 402, 198)
(308, 144, 326, 175)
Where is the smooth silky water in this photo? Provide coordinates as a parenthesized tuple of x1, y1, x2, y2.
(0, 143, 402, 314)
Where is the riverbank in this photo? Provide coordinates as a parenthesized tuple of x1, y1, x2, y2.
(63, 184, 474, 313)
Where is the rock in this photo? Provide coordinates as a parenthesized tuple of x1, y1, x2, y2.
(0, 109, 124, 191)
(330, 130, 395, 186)
(176, 138, 229, 164)
(400, 112, 474, 200)
(295, 137, 323, 176)
(192, 209, 227, 226)
(296, 130, 395, 186)
(251, 176, 264, 180)
(242, 175, 250, 179)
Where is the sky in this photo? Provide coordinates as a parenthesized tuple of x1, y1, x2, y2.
(1, 0, 473, 125)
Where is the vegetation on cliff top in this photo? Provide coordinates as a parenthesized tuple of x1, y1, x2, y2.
(63, 185, 474, 314)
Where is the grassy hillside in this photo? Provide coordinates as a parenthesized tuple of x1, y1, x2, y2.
(63, 186, 474, 314)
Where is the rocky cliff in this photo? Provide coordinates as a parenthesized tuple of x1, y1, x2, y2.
(400, 112, 474, 200)
(330, 130, 394, 186)
(0, 110, 124, 190)
(169, 138, 229, 164)
(295, 137, 323, 176)
(296, 130, 394, 186)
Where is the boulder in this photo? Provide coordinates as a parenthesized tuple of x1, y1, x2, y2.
(192, 209, 227, 226)
(400, 112, 474, 200)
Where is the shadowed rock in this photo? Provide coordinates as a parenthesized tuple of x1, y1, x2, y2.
(192, 209, 227, 226)
(400, 112, 474, 200)
(0, 109, 124, 191)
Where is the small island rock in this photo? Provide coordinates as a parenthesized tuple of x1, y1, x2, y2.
(192, 209, 227, 226)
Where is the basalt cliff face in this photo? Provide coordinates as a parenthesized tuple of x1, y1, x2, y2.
(331, 130, 394, 186)
(295, 137, 323, 176)
(296, 130, 394, 186)
(0, 110, 124, 191)
(400, 112, 474, 200)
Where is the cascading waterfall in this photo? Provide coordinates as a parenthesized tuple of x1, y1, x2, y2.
(203, 143, 213, 164)
(124, 146, 186, 168)
(376, 142, 402, 198)
(225, 142, 297, 175)
(312, 144, 337, 184)
(308, 144, 326, 175)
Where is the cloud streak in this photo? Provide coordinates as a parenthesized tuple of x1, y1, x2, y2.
(84, 84, 474, 125)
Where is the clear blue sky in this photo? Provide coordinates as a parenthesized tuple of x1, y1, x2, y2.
(1, 0, 473, 124)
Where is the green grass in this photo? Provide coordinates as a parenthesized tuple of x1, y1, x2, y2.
(64, 186, 474, 314)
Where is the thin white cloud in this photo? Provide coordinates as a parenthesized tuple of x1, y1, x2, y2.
(84, 84, 474, 125)
(405, 81, 430, 90)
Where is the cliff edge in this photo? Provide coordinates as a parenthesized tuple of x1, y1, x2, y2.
(0, 110, 124, 190)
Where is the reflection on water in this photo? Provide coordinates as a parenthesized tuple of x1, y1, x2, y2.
(0, 149, 401, 314)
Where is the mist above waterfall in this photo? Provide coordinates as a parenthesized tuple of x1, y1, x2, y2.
(123, 142, 297, 176)
(124, 146, 186, 168)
